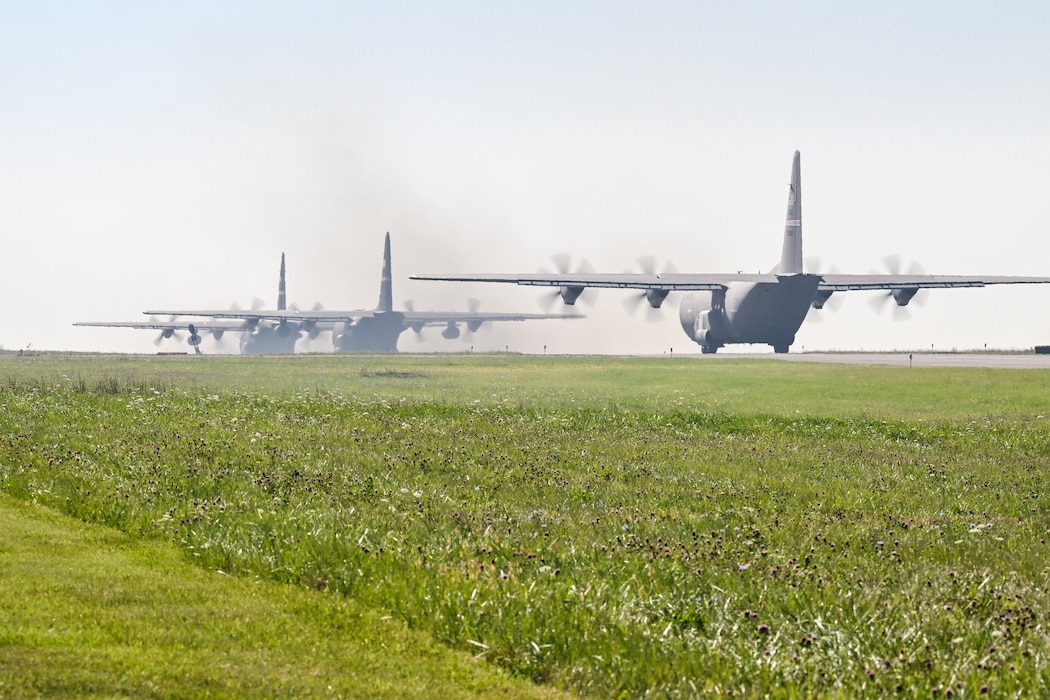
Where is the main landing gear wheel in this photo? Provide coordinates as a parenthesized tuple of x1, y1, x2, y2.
(773, 344, 790, 354)
(701, 345, 718, 354)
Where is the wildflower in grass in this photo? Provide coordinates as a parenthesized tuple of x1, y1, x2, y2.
(739, 564, 749, 571)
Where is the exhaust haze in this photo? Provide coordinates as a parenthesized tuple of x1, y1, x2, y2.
(3, 3, 1049, 355)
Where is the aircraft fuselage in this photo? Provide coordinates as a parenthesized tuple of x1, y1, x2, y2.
(679, 274, 821, 353)
(333, 312, 405, 352)
(240, 323, 301, 355)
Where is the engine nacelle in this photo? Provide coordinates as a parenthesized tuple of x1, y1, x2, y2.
(560, 286, 585, 305)
(892, 287, 918, 306)
(442, 323, 461, 340)
(467, 320, 483, 333)
(811, 290, 834, 309)
(211, 329, 225, 341)
(645, 289, 670, 309)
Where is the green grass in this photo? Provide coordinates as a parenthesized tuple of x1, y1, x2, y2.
(2, 352, 1050, 697)
(0, 492, 565, 698)
(4, 351, 1049, 420)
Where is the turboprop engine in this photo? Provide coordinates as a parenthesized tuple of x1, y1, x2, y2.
(891, 287, 919, 306)
(441, 322, 461, 340)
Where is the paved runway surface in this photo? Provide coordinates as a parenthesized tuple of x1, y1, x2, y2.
(715, 352, 1050, 369)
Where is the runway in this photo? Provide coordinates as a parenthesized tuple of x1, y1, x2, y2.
(731, 352, 1050, 369)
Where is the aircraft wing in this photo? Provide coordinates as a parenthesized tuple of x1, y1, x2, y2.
(143, 309, 376, 321)
(74, 320, 248, 332)
(402, 310, 584, 326)
(413, 271, 1050, 293)
(817, 274, 1050, 292)
(410, 272, 778, 291)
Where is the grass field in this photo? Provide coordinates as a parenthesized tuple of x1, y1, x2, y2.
(0, 492, 564, 699)
(2, 352, 1050, 697)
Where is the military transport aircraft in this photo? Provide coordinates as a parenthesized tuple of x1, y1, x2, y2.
(134, 233, 581, 353)
(412, 151, 1050, 353)
(76, 253, 309, 354)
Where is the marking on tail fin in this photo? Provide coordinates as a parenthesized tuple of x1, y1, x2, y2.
(778, 151, 803, 274)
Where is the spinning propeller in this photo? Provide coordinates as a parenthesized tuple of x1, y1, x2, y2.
(403, 300, 428, 341)
(869, 255, 927, 320)
(537, 253, 597, 310)
(622, 256, 678, 322)
(805, 257, 844, 316)
(151, 316, 181, 346)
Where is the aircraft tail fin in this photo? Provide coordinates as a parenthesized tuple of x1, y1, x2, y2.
(776, 150, 803, 274)
(278, 252, 287, 311)
(376, 232, 393, 313)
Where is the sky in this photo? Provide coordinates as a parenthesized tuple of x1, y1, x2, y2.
(3, 1, 1050, 355)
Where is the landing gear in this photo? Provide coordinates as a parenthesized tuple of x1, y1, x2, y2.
(700, 345, 718, 354)
(773, 344, 790, 354)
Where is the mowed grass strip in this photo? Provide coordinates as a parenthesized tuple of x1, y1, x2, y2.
(0, 493, 565, 699)
(5, 351, 1050, 421)
(3, 353, 1050, 696)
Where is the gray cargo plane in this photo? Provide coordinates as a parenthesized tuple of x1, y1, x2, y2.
(137, 233, 581, 353)
(76, 253, 307, 354)
(412, 151, 1050, 353)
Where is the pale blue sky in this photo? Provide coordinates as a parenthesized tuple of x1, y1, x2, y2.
(3, 2, 1050, 353)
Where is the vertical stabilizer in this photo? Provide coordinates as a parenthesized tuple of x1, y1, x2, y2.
(278, 252, 287, 311)
(376, 232, 393, 313)
(778, 151, 803, 274)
